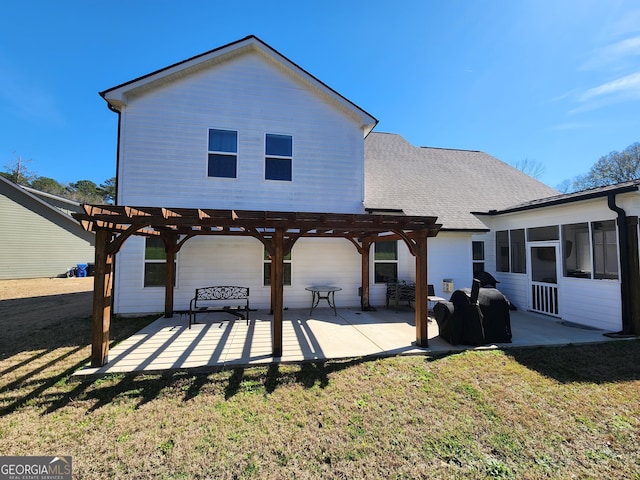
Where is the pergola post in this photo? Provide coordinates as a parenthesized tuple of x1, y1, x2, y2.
(91, 229, 114, 367)
(163, 235, 178, 318)
(414, 229, 429, 347)
(360, 239, 372, 310)
(272, 228, 284, 357)
(269, 246, 276, 315)
(625, 216, 640, 334)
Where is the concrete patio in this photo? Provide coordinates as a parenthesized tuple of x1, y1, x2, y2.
(73, 306, 621, 378)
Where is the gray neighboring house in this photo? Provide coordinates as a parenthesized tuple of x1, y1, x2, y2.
(0, 176, 95, 279)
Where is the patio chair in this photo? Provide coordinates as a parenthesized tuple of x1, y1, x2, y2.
(386, 280, 415, 311)
(428, 284, 446, 314)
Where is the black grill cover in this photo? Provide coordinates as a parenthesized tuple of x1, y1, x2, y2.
(474, 271, 500, 288)
(433, 302, 460, 345)
(434, 287, 512, 346)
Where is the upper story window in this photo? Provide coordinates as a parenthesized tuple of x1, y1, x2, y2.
(265, 134, 292, 181)
(208, 129, 237, 178)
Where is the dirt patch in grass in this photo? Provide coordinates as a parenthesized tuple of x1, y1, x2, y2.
(0, 277, 95, 359)
(0, 278, 639, 479)
(0, 277, 94, 300)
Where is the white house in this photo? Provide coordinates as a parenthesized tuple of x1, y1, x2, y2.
(91, 35, 639, 344)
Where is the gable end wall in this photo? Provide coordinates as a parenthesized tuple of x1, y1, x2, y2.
(116, 53, 366, 213)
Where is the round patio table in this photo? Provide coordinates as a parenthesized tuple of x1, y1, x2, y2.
(305, 285, 342, 316)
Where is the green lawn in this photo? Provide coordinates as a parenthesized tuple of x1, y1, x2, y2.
(1, 295, 639, 479)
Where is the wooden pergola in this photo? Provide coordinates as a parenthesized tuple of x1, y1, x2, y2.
(73, 205, 441, 367)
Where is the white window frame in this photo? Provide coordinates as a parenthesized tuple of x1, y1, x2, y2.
(373, 240, 398, 284)
(592, 220, 619, 280)
(495, 229, 526, 274)
(562, 222, 592, 279)
(263, 247, 293, 286)
(472, 241, 485, 274)
(264, 133, 293, 182)
(207, 128, 238, 179)
(143, 237, 177, 288)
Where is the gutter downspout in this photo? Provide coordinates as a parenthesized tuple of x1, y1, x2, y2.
(107, 103, 121, 205)
(607, 193, 632, 335)
(106, 101, 121, 314)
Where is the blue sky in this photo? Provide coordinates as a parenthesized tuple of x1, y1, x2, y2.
(1, 0, 639, 190)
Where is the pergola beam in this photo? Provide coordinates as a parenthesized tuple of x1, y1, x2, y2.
(75, 206, 440, 235)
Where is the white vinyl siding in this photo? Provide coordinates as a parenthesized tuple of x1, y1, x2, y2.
(383, 232, 473, 301)
(116, 54, 366, 214)
(114, 236, 364, 314)
(560, 278, 621, 331)
(113, 231, 475, 316)
(427, 233, 473, 299)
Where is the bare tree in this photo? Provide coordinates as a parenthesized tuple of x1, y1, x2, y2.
(2, 154, 35, 185)
(555, 179, 572, 194)
(572, 142, 640, 191)
(513, 158, 545, 180)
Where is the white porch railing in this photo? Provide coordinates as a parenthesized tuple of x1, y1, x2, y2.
(531, 282, 559, 316)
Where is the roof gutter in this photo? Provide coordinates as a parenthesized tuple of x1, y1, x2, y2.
(103, 100, 121, 205)
(474, 184, 640, 216)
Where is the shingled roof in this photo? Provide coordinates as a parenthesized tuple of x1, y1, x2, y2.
(364, 132, 559, 230)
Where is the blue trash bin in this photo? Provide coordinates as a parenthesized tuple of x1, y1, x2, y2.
(77, 263, 88, 278)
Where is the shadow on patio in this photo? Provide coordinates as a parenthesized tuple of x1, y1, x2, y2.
(73, 307, 622, 378)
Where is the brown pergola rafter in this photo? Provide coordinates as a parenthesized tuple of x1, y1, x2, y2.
(77, 205, 440, 237)
(74, 205, 441, 366)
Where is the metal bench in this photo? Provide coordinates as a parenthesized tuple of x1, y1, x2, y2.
(188, 286, 250, 328)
